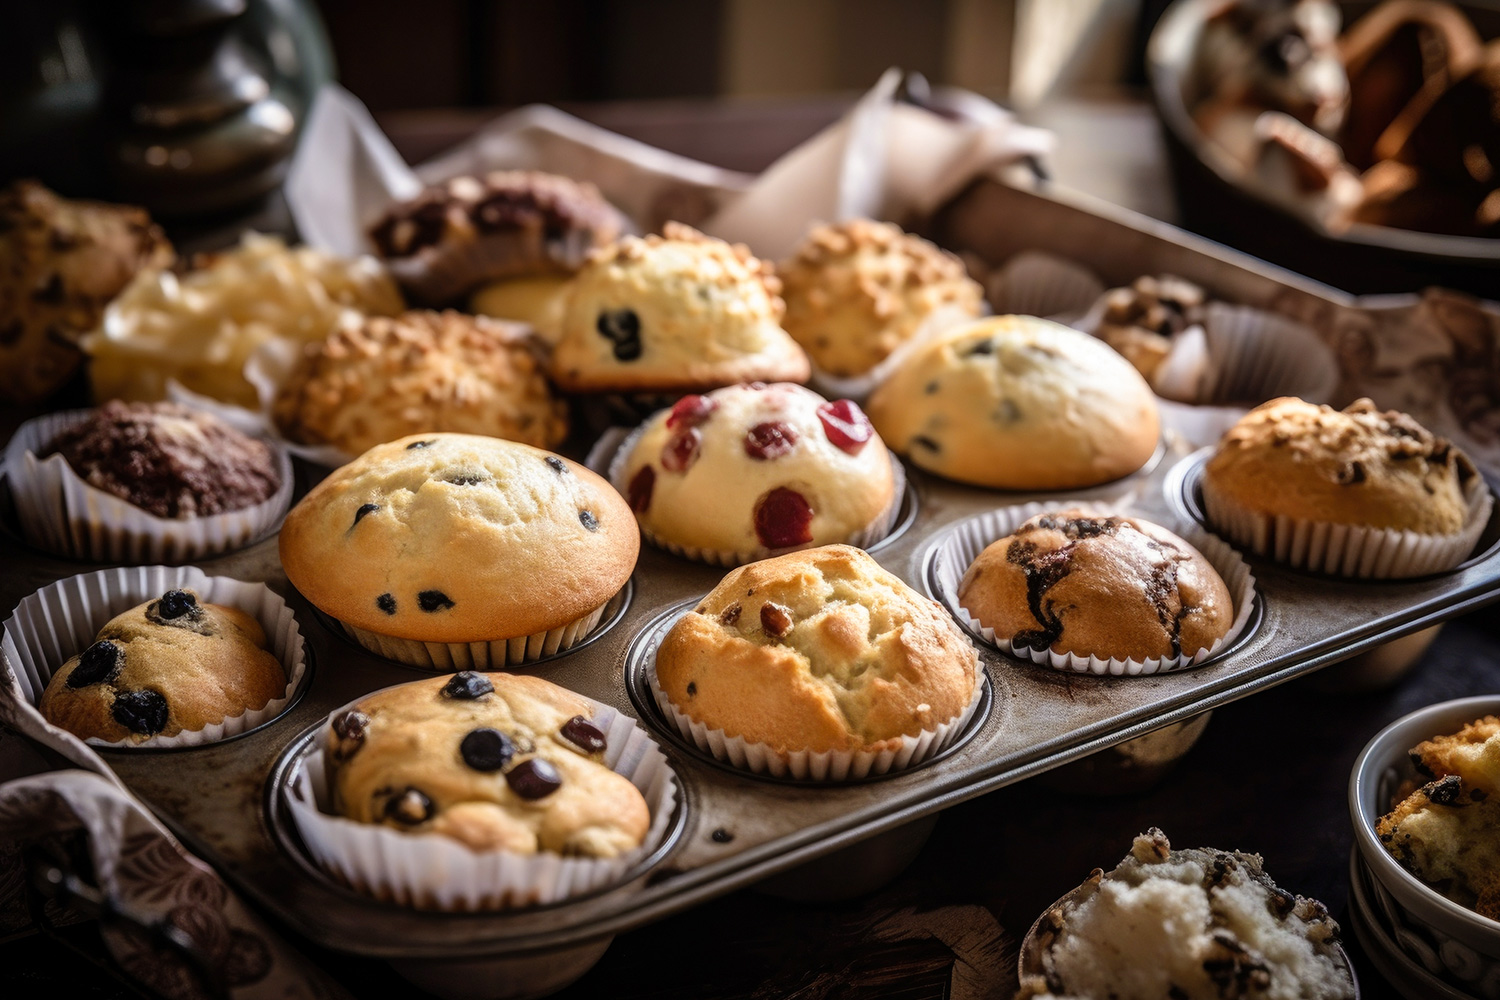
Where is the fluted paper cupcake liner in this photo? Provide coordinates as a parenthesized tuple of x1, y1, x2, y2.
(640, 607, 985, 781)
(806, 301, 985, 403)
(603, 421, 906, 566)
(931, 503, 1258, 676)
(331, 593, 619, 671)
(281, 692, 678, 911)
(985, 251, 1104, 325)
(4, 409, 295, 563)
(1201, 472, 1493, 580)
(2, 565, 308, 748)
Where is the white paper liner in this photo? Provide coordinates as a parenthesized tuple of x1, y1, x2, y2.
(281, 691, 678, 911)
(2, 566, 308, 748)
(806, 301, 985, 403)
(3, 409, 295, 563)
(603, 420, 906, 566)
(331, 595, 617, 672)
(1202, 469, 1494, 580)
(640, 607, 985, 781)
(985, 251, 1105, 325)
(931, 503, 1259, 676)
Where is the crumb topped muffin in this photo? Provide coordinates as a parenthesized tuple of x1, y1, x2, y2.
(617, 382, 896, 561)
(272, 309, 567, 458)
(778, 219, 983, 378)
(655, 544, 977, 758)
(549, 223, 809, 393)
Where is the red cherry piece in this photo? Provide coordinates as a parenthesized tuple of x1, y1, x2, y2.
(667, 394, 717, 430)
(661, 428, 701, 473)
(744, 421, 798, 460)
(817, 399, 874, 455)
(628, 466, 655, 513)
(754, 487, 814, 548)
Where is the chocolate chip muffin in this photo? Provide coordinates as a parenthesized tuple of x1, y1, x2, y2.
(0, 180, 172, 404)
(1203, 397, 1479, 535)
(549, 223, 810, 394)
(278, 433, 637, 655)
(43, 400, 282, 518)
(272, 309, 567, 458)
(324, 672, 650, 856)
(778, 219, 983, 378)
(369, 171, 626, 305)
(655, 544, 977, 757)
(1091, 274, 1208, 383)
(865, 315, 1160, 490)
(38, 589, 286, 744)
(958, 511, 1235, 663)
(617, 383, 896, 560)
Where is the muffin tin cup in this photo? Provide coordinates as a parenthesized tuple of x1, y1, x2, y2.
(637, 604, 986, 781)
(805, 301, 983, 403)
(330, 597, 616, 672)
(1202, 471, 1494, 580)
(2, 565, 308, 749)
(930, 502, 1258, 676)
(3, 409, 296, 563)
(279, 690, 679, 911)
(601, 422, 908, 567)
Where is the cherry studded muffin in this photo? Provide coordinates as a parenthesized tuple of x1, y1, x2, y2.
(958, 511, 1235, 663)
(325, 672, 649, 856)
(278, 433, 636, 660)
(38, 589, 285, 743)
(617, 382, 896, 561)
(549, 223, 810, 394)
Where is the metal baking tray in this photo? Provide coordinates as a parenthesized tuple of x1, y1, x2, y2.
(4, 178, 1499, 990)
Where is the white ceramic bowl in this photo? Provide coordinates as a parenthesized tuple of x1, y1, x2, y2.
(1349, 696, 1500, 994)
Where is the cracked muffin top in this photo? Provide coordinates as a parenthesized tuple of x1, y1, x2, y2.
(958, 510, 1234, 662)
(325, 671, 649, 856)
(39, 589, 285, 744)
(865, 315, 1160, 490)
(278, 433, 637, 643)
(549, 223, 809, 393)
(1203, 397, 1478, 534)
(654, 544, 977, 754)
(778, 219, 983, 377)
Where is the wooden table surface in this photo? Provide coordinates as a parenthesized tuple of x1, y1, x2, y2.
(3, 93, 1497, 1000)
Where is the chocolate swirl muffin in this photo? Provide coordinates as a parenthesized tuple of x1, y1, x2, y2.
(958, 511, 1234, 662)
(325, 672, 649, 856)
(44, 401, 281, 518)
(38, 589, 286, 744)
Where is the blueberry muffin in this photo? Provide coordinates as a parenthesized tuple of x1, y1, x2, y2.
(1378, 715, 1500, 919)
(325, 672, 649, 856)
(1019, 828, 1354, 1000)
(549, 223, 810, 394)
(38, 589, 285, 743)
(865, 315, 1160, 490)
(655, 545, 977, 756)
(369, 170, 626, 306)
(617, 383, 895, 559)
(278, 433, 637, 650)
(43, 400, 282, 518)
(778, 220, 983, 378)
(0, 180, 172, 404)
(272, 310, 567, 458)
(1203, 397, 1479, 535)
(958, 511, 1235, 663)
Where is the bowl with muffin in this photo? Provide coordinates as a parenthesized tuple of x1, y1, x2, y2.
(1349, 697, 1500, 994)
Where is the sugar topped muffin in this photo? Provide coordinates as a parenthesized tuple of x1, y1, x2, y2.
(278, 433, 636, 648)
(617, 382, 895, 560)
(958, 511, 1234, 663)
(1020, 828, 1354, 1000)
(655, 544, 977, 757)
(43, 400, 281, 518)
(39, 589, 285, 744)
(272, 309, 567, 458)
(325, 672, 649, 856)
(778, 219, 983, 378)
(549, 223, 809, 393)
(866, 315, 1160, 490)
